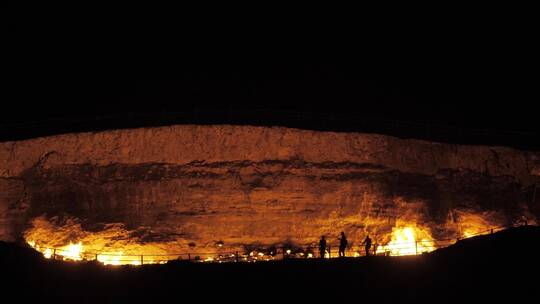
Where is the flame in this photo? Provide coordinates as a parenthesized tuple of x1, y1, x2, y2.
(377, 225, 435, 256)
(43, 248, 53, 259)
(97, 252, 125, 266)
(61, 242, 83, 261)
(28, 240, 84, 261)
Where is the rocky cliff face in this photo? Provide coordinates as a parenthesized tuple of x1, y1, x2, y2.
(1, 125, 539, 254)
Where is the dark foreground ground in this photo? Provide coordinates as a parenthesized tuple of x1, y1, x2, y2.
(1, 226, 539, 302)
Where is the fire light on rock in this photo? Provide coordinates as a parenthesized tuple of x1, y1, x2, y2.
(2, 125, 539, 267)
(452, 210, 503, 239)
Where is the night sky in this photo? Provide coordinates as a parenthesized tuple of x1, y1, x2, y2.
(4, 19, 538, 149)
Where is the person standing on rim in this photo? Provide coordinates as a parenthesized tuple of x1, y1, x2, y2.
(362, 235, 372, 256)
(319, 236, 327, 259)
(338, 232, 348, 257)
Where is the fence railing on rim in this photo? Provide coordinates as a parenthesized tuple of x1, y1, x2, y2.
(36, 225, 519, 265)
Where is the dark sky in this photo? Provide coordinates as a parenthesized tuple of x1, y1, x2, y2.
(4, 19, 538, 149)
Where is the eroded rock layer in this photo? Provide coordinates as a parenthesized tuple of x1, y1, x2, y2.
(1, 125, 539, 253)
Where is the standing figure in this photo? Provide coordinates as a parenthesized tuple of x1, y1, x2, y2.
(338, 232, 348, 257)
(319, 236, 327, 259)
(363, 235, 372, 256)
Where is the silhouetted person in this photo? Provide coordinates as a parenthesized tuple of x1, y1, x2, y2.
(338, 232, 348, 257)
(319, 236, 327, 258)
(362, 235, 372, 256)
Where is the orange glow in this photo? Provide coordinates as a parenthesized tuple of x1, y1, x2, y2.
(22, 210, 518, 265)
(23, 216, 212, 265)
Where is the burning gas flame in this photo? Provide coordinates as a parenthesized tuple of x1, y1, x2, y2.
(62, 242, 83, 261)
(376, 225, 435, 256)
(27, 240, 84, 261)
(43, 248, 53, 259)
(97, 252, 125, 266)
